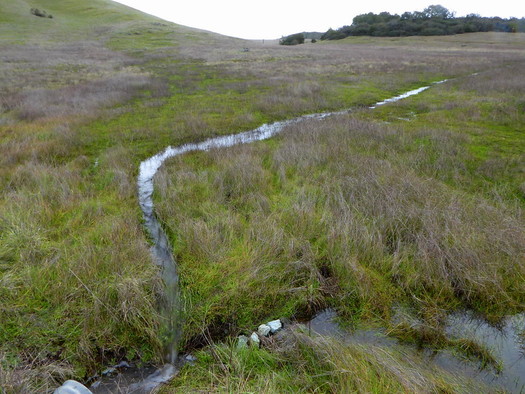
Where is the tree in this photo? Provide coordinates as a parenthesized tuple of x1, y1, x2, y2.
(279, 33, 305, 46)
(320, 6, 521, 40)
(423, 5, 454, 19)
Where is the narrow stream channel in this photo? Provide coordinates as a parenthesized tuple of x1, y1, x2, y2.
(122, 81, 449, 392)
(80, 79, 524, 392)
(136, 81, 448, 361)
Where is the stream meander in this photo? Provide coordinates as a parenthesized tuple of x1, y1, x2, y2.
(136, 80, 448, 362)
(84, 79, 524, 393)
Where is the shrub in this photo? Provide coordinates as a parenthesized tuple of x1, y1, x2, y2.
(30, 8, 53, 18)
(279, 33, 305, 46)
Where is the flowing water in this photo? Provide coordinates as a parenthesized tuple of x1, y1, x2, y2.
(136, 81, 448, 360)
(87, 80, 489, 392)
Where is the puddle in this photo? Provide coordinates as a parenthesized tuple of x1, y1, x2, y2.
(443, 312, 525, 392)
(306, 309, 525, 393)
(305, 308, 396, 347)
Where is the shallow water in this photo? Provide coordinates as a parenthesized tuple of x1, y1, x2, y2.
(306, 308, 397, 347)
(444, 312, 525, 392)
(90, 364, 176, 394)
(91, 80, 450, 392)
(307, 309, 525, 393)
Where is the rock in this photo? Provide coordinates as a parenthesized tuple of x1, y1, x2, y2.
(101, 367, 116, 376)
(114, 360, 130, 369)
(236, 335, 249, 349)
(184, 354, 197, 364)
(258, 324, 271, 337)
(267, 319, 283, 333)
(183, 354, 197, 366)
(249, 332, 260, 347)
(54, 380, 92, 394)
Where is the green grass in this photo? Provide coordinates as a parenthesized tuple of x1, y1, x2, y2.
(155, 54, 525, 390)
(361, 68, 525, 202)
(0, 0, 152, 42)
(165, 327, 482, 392)
(0, 0, 524, 390)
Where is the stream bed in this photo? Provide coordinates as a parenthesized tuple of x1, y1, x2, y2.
(79, 79, 521, 393)
(136, 81, 448, 363)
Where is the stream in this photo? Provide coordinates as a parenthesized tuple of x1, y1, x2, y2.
(76, 79, 521, 393)
(135, 81, 447, 364)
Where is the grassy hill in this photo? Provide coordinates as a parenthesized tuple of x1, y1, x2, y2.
(0, 0, 524, 391)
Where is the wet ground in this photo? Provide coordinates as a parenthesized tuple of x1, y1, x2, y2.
(88, 79, 524, 393)
(307, 309, 525, 393)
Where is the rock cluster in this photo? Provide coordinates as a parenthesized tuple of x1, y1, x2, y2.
(237, 319, 283, 349)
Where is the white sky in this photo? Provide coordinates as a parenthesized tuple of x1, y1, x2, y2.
(113, 0, 525, 39)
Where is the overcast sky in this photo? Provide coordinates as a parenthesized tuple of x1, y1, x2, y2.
(113, 0, 525, 39)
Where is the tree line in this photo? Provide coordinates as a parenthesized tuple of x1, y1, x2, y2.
(280, 5, 524, 45)
(321, 5, 524, 40)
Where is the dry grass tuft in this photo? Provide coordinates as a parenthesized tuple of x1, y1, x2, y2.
(9, 73, 152, 121)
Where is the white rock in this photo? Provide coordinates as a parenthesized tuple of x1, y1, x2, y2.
(249, 332, 261, 347)
(236, 335, 249, 349)
(184, 354, 197, 363)
(54, 380, 92, 394)
(267, 319, 283, 333)
(258, 324, 271, 337)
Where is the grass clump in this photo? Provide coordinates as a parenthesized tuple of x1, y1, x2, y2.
(167, 327, 478, 392)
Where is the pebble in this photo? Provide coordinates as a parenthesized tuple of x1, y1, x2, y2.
(249, 332, 260, 347)
(267, 319, 283, 333)
(236, 335, 249, 349)
(258, 324, 271, 337)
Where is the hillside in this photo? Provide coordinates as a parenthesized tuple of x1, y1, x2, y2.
(1, 0, 524, 392)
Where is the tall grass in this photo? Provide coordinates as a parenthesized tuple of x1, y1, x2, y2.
(155, 62, 525, 357)
(1, 0, 524, 388)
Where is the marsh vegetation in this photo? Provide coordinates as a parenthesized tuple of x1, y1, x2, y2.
(0, 0, 524, 391)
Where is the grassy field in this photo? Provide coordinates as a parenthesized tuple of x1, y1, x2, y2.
(0, 0, 524, 391)
(155, 38, 525, 391)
